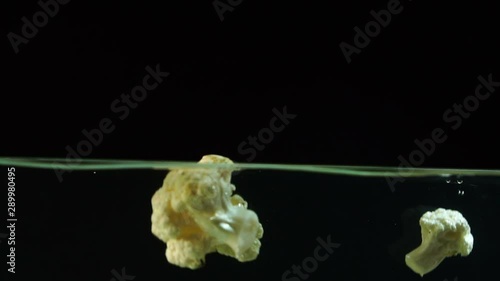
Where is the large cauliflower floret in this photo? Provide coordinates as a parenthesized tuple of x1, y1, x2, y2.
(151, 155, 264, 269)
(405, 208, 474, 276)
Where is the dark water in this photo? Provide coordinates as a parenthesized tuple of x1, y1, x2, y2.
(3, 165, 499, 281)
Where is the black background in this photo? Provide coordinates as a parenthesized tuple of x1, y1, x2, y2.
(2, 0, 500, 281)
(3, 0, 499, 168)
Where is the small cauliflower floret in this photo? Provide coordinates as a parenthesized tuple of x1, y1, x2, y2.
(151, 155, 263, 269)
(405, 208, 474, 277)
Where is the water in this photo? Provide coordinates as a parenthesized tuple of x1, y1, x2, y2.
(1, 156, 499, 281)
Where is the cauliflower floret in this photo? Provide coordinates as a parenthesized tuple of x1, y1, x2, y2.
(151, 155, 264, 269)
(405, 208, 474, 276)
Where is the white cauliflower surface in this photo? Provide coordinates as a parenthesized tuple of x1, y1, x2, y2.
(151, 155, 264, 269)
(405, 208, 474, 276)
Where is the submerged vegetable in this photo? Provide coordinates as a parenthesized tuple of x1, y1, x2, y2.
(405, 208, 474, 276)
(151, 155, 263, 269)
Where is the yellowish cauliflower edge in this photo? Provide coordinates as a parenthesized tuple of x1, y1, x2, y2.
(405, 208, 474, 276)
(151, 155, 264, 269)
